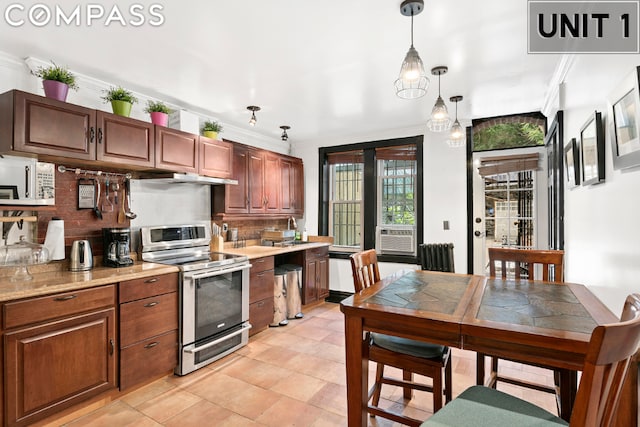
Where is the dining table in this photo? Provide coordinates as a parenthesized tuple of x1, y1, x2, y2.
(339, 268, 620, 427)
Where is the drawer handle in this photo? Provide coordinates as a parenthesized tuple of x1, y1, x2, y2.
(54, 295, 77, 301)
(144, 342, 159, 349)
(144, 301, 159, 308)
(145, 277, 159, 283)
(110, 339, 115, 356)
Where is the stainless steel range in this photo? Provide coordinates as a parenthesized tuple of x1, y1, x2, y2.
(140, 223, 251, 376)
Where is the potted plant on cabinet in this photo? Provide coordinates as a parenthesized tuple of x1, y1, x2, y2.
(101, 86, 138, 117)
(33, 62, 78, 102)
(202, 120, 223, 140)
(144, 100, 172, 126)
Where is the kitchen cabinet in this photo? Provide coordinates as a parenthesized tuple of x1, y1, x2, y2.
(212, 143, 305, 219)
(155, 126, 198, 174)
(303, 246, 330, 304)
(0, 90, 155, 168)
(199, 136, 233, 178)
(249, 256, 275, 336)
(280, 156, 304, 215)
(213, 144, 268, 216)
(3, 285, 117, 427)
(119, 273, 178, 390)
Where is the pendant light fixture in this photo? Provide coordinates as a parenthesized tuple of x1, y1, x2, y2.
(280, 125, 290, 141)
(247, 106, 260, 126)
(394, 0, 429, 99)
(426, 66, 451, 132)
(447, 96, 466, 147)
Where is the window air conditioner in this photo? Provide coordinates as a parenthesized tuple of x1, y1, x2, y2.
(376, 226, 416, 255)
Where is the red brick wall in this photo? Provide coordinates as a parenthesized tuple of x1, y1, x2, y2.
(37, 167, 131, 257)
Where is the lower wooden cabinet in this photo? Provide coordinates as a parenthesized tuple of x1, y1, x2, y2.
(303, 246, 330, 304)
(4, 288, 117, 427)
(119, 273, 178, 390)
(249, 256, 275, 336)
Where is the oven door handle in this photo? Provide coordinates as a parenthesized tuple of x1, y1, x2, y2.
(184, 323, 252, 354)
(185, 263, 251, 281)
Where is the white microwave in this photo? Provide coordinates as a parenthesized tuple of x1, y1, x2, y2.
(0, 155, 55, 205)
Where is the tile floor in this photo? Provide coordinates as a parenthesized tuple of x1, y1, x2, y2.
(42, 302, 558, 427)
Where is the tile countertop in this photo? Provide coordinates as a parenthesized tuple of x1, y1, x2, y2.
(0, 262, 179, 303)
(222, 242, 330, 259)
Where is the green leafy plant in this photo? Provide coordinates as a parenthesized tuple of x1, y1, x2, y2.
(202, 120, 223, 133)
(33, 62, 78, 90)
(144, 100, 172, 114)
(101, 86, 138, 104)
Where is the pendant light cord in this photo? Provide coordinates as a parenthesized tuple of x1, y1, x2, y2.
(410, 12, 414, 47)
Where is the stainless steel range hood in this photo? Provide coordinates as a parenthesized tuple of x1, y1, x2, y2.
(140, 173, 237, 185)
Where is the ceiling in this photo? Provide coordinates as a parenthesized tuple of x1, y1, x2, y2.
(0, 0, 564, 142)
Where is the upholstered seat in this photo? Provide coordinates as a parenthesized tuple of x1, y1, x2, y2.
(350, 249, 452, 426)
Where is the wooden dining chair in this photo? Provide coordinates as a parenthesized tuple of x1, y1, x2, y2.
(478, 247, 566, 402)
(350, 249, 452, 426)
(421, 293, 640, 427)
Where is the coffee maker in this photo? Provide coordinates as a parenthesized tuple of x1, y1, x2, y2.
(103, 228, 134, 267)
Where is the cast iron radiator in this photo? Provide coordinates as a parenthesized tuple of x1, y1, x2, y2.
(419, 243, 455, 273)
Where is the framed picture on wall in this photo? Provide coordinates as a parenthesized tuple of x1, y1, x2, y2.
(608, 66, 640, 170)
(564, 138, 580, 188)
(580, 111, 605, 186)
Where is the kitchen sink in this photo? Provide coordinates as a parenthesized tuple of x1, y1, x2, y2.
(261, 229, 296, 241)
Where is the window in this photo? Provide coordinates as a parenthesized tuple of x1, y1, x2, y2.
(319, 137, 423, 263)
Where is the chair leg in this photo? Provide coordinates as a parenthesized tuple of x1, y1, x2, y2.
(402, 369, 413, 400)
(371, 363, 384, 407)
(488, 356, 499, 388)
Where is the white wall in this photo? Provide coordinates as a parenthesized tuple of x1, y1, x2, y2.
(560, 55, 640, 315)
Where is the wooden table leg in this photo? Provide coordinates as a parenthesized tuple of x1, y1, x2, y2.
(557, 369, 578, 422)
(344, 315, 368, 427)
(476, 353, 485, 385)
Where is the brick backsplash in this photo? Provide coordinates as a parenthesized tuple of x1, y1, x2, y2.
(37, 167, 131, 257)
(33, 167, 295, 256)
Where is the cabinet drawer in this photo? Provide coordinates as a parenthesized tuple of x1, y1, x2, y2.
(120, 330, 178, 390)
(4, 285, 116, 329)
(249, 298, 274, 336)
(250, 269, 274, 304)
(251, 256, 274, 274)
(120, 292, 178, 347)
(119, 273, 178, 303)
(306, 246, 328, 259)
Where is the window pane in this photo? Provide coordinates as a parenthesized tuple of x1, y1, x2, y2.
(379, 159, 416, 225)
(330, 163, 363, 249)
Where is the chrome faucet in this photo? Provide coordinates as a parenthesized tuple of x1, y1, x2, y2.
(288, 216, 297, 230)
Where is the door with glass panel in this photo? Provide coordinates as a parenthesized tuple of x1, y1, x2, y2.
(472, 148, 546, 275)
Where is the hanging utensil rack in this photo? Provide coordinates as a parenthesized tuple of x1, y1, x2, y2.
(57, 165, 132, 180)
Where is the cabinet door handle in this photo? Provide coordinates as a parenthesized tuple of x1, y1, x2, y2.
(144, 301, 159, 308)
(145, 277, 159, 283)
(144, 342, 159, 349)
(89, 127, 95, 143)
(54, 294, 77, 301)
(109, 338, 115, 356)
(98, 128, 103, 144)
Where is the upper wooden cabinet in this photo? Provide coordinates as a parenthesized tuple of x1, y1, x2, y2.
(213, 143, 304, 219)
(155, 126, 198, 174)
(0, 90, 154, 168)
(199, 136, 233, 179)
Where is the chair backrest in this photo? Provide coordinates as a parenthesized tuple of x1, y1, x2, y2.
(488, 247, 564, 282)
(570, 293, 640, 427)
(419, 243, 455, 273)
(349, 249, 381, 292)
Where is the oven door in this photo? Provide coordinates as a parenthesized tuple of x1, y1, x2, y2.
(178, 263, 251, 375)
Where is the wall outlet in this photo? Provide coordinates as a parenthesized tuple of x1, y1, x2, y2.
(222, 223, 228, 233)
(443, 220, 450, 230)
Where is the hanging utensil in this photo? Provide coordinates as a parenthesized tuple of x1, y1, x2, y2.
(102, 177, 113, 212)
(93, 178, 103, 219)
(112, 181, 119, 205)
(117, 181, 125, 224)
(124, 178, 137, 220)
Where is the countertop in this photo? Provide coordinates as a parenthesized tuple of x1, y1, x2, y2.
(0, 262, 179, 302)
(222, 242, 330, 259)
